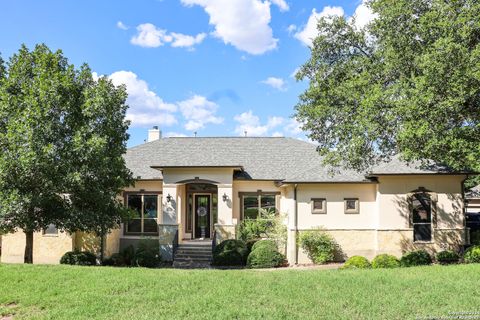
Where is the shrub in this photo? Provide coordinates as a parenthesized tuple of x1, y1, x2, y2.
(121, 245, 136, 266)
(246, 239, 259, 253)
(236, 210, 287, 247)
(341, 256, 371, 269)
(247, 241, 286, 268)
(133, 239, 161, 268)
(60, 250, 97, 266)
(298, 228, 337, 264)
(400, 250, 432, 267)
(435, 250, 460, 265)
(464, 245, 480, 263)
(212, 239, 248, 266)
(251, 239, 277, 252)
(371, 254, 400, 269)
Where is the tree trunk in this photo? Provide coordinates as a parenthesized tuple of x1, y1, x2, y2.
(24, 230, 34, 264)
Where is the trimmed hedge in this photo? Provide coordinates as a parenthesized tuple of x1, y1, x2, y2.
(464, 245, 480, 264)
(60, 251, 97, 266)
(400, 250, 432, 267)
(134, 239, 161, 268)
(436, 250, 460, 265)
(371, 254, 400, 269)
(247, 240, 285, 268)
(341, 256, 371, 269)
(213, 239, 248, 266)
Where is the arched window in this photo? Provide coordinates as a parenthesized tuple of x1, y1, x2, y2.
(409, 188, 437, 242)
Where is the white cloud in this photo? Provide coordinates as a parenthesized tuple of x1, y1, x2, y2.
(261, 77, 287, 91)
(294, 1, 377, 47)
(178, 95, 223, 131)
(131, 23, 205, 49)
(271, 0, 289, 12)
(181, 0, 279, 55)
(295, 6, 344, 47)
(287, 24, 297, 34)
(171, 32, 207, 48)
(272, 131, 283, 137)
(285, 118, 303, 135)
(109, 71, 178, 127)
(117, 21, 129, 30)
(234, 111, 284, 136)
(164, 132, 188, 137)
(290, 67, 300, 79)
(351, 1, 377, 29)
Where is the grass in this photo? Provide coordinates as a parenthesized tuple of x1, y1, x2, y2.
(0, 264, 480, 319)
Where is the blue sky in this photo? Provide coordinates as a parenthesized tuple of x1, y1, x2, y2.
(0, 0, 374, 147)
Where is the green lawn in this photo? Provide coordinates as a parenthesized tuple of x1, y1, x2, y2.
(0, 264, 479, 319)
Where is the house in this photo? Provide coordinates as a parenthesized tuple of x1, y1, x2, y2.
(466, 185, 480, 213)
(0, 128, 472, 265)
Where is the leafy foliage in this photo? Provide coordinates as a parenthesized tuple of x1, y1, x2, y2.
(133, 238, 161, 268)
(0, 44, 133, 262)
(470, 230, 480, 245)
(236, 210, 287, 249)
(295, 0, 480, 172)
(400, 250, 432, 267)
(436, 250, 460, 265)
(247, 240, 286, 269)
(212, 239, 248, 266)
(464, 245, 480, 263)
(298, 228, 338, 264)
(60, 251, 97, 266)
(341, 256, 371, 269)
(371, 254, 400, 269)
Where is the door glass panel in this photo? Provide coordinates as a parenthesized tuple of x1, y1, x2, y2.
(243, 196, 259, 219)
(187, 194, 193, 233)
(144, 195, 158, 219)
(212, 194, 218, 224)
(195, 195, 210, 238)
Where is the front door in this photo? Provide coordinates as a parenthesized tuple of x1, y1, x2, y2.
(194, 194, 211, 239)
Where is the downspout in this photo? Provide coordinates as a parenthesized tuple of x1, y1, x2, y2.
(461, 174, 469, 246)
(294, 184, 298, 265)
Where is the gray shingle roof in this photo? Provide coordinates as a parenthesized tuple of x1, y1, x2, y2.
(466, 185, 480, 199)
(124, 137, 463, 182)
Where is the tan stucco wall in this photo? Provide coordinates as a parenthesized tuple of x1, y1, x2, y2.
(1, 230, 74, 264)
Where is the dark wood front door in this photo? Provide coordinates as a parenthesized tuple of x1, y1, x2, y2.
(194, 194, 211, 239)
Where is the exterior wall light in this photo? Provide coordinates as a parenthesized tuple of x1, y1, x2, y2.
(222, 193, 229, 202)
(166, 194, 172, 203)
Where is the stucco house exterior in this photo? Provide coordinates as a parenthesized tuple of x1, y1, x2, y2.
(0, 128, 472, 265)
(466, 185, 480, 214)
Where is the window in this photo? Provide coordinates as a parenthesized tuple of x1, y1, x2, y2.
(242, 193, 278, 219)
(125, 194, 159, 235)
(311, 198, 326, 214)
(344, 198, 359, 214)
(43, 224, 58, 236)
(412, 193, 432, 242)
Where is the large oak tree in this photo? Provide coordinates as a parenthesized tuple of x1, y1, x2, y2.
(295, 0, 480, 183)
(0, 44, 133, 263)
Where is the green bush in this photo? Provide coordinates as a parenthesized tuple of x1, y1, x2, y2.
(213, 239, 248, 266)
(251, 239, 277, 252)
(341, 256, 371, 269)
(464, 245, 480, 263)
(133, 239, 161, 268)
(236, 210, 287, 248)
(121, 245, 136, 266)
(400, 250, 432, 267)
(470, 230, 480, 245)
(371, 254, 400, 269)
(246, 239, 259, 253)
(298, 229, 337, 264)
(435, 250, 460, 264)
(247, 241, 286, 268)
(60, 250, 97, 266)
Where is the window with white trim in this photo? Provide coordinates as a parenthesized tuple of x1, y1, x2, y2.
(125, 194, 159, 235)
(242, 193, 278, 219)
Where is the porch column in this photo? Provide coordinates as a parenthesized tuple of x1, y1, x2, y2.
(215, 184, 236, 243)
(162, 184, 178, 224)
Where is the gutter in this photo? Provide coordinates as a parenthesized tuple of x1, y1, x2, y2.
(461, 174, 469, 245)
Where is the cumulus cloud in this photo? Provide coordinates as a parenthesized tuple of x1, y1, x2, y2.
(117, 21, 129, 30)
(131, 23, 206, 49)
(261, 77, 287, 91)
(294, 1, 377, 47)
(234, 111, 284, 136)
(295, 6, 344, 47)
(178, 95, 223, 131)
(164, 132, 189, 137)
(181, 0, 280, 55)
(109, 71, 178, 127)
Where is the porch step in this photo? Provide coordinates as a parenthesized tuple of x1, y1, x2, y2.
(173, 242, 213, 268)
